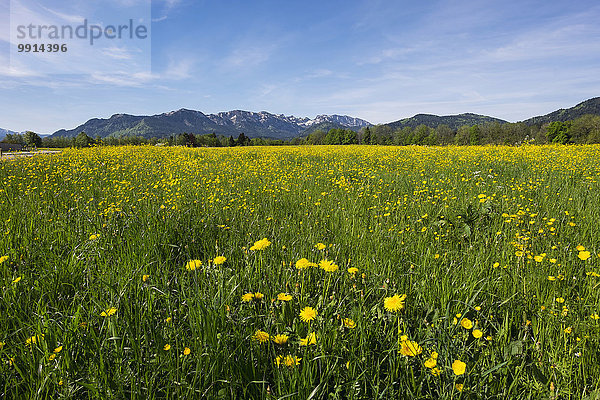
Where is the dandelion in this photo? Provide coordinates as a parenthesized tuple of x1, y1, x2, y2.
(241, 293, 255, 302)
(100, 307, 117, 317)
(578, 251, 591, 261)
(25, 334, 44, 345)
(455, 383, 464, 392)
(142, 274, 150, 282)
(564, 326, 572, 334)
(343, 318, 356, 329)
(213, 256, 227, 265)
(89, 234, 99, 240)
(534, 255, 544, 262)
(347, 267, 359, 275)
(384, 294, 406, 312)
(295, 258, 313, 269)
(319, 259, 339, 272)
(452, 360, 466, 375)
(183, 347, 191, 355)
(272, 334, 289, 345)
(472, 329, 483, 338)
(185, 260, 202, 271)
(12, 276, 22, 284)
(300, 332, 317, 346)
(163, 344, 171, 351)
(48, 354, 57, 361)
(0, 255, 8, 264)
(254, 292, 264, 300)
(555, 297, 565, 303)
(431, 367, 442, 376)
(591, 314, 599, 320)
(299, 306, 317, 322)
(576, 245, 586, 251)
(275, 355, 301, 367)
(250, 238, 271, 251)
(315, 243, 326, 250)
(54, 346, 63, 353)
(253, 330, 270, 343)
(399, 339, 422, 357)
(460, 318, 473, 330)
(277, 293, 292, 301)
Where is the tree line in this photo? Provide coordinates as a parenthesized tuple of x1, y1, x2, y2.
(3, 114, 600, 149)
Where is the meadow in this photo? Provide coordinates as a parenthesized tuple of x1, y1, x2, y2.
(1, 144, 599, 399)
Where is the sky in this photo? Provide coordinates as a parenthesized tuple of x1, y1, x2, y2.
(1, 0, 600, 134)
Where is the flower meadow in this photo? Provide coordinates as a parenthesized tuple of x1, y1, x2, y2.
(1, 144, 600, 399)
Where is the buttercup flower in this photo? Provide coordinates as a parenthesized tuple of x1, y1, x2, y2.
(452, 360, 466, 375)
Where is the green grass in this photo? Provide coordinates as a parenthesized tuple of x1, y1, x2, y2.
(1, 144, 599, 399)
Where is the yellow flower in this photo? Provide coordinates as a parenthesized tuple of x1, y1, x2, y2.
(299, 306, 317, 322)
(431, 367, 442, 376)
(54, 346, 63, 353)
(185, 260, 202, 271)
(0, 341, 4, 349)
(472, 329, 483, 338)
(277, 293, 292, 301)
(384, 294, 406, 312)
(576, 245, 586, 251)
(48, 354, 56, 361)
(295, 258, 313, 269)
(564, 326, 572, 334)
(272, 334, 289, 345)
(591, 314, 599, 320)
(100, 307, 117, 317)
(578, 251, 591, 261)
(284, 355, 301, 366)
(452, 360, 466, 375)
(315, 243, 326, 250)
(241, 292, 255, 302)
(275, 355, 302, 367)
(142, 274, 150, 282)
(300, 332, 317, 346)
(213, 256, 227, 265)
(347, 267, 359, 274)
(399, 339, 422, 357)
(89, 234, 99, 241)
(534, 255, 544, 262)
(424, 351, 438, 369)
(253, 330, 270, 343)
(343, 318, 356, 329)
(555, 297, 565, 303)
(25, 334, 44, 345)
(12, 276, 22, 284)
(0, 255, 8, 264)
(163, 344, 171, 351)
(183, 347, 191, 355)
(455, 383, 464, 392)
(250, 238, 271, 251)
(254, 292, 264, 300)
(460, 318, 473, 330)
(319, 259, 339, 272)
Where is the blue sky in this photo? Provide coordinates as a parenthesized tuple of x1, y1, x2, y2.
(1, 0, 600, 133)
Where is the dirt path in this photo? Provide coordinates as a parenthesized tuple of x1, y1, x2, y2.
(0, 150, 61, 160)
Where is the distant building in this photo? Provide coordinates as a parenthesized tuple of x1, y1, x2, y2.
(0, 143, 23, 152)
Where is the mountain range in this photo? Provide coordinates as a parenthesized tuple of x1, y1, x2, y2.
(2, 97, 599, 141)
(50, 110, 371, 140)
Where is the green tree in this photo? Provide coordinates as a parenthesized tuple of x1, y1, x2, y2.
(74, 131, 95, 148)
(546, 121, 571, 144)
(23, 131, 42, 148)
